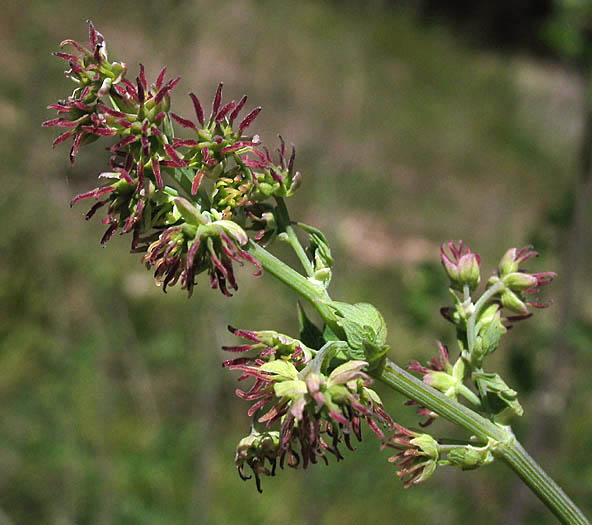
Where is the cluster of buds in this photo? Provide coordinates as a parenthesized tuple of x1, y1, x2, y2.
(225, 330, 394, 490)
(488, 246, 556, 316)
(45, 22, 303, 297)
(424, 241, 556, 425)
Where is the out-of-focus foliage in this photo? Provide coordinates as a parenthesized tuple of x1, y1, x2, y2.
(543, 0, 592, 65)
(1, 1, 591, 524)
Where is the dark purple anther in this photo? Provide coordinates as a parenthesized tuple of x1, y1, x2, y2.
(152, 156, 163, 190)
(212, 82, 223, 118)
(238, 107, 262, 134)
(136, 76, 145, 103)
(288, 146, 296, 173)
(156, 67, 167, 90)
(216, 100, 236, 122)
(189, 93, 205, 125)
(171, 112, 197, 130)
(229, 95, 247, 124)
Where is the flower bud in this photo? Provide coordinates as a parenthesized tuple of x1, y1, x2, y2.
(500, 289, 529, 316)
(446, 443, 494, 471)
(440, 241, 481, 291)
(503, 272, 538, 290)
(423, 370, 457, 392)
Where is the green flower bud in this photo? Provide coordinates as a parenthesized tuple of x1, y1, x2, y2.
(446, 443, 494, 471)
(500, 289, 529, 315)
(424, 370, 458, 392)
(503, 272, 539, 290)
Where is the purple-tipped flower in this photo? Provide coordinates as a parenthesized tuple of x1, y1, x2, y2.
(235, 431, 280, 493)
(440, 241, 481, 292)
(407, 342, 464, 426)
(488, 245, 557, 316)
(44, 21, 182, 186)
(222, 327, 312, 368)
(142, 199, 261, 297)
(226, 355, 394, 479)
(43, 22, 128, 164)
(383, 424, 440, 488)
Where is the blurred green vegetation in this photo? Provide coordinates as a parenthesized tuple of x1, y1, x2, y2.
(1, 1, 591, 524)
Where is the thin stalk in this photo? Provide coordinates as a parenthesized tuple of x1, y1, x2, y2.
(246, 241, 341, 336)
(275, 197, 315, 277)
(466, 280, 504, 352)
(247, 241, 588, 524)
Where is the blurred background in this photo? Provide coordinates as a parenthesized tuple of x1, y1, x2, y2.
(1, 1, 591, 523)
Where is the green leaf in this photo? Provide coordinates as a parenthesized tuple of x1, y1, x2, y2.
(473, 371, 523, 417)
(274, 380, 307, 398)
(297, 302, 325, 350)
(322, 323, 340, 342)
(325, 301, 389, 369)
(259, 360, 299, 381)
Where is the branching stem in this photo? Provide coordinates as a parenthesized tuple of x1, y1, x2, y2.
(246, 240, 589, 525)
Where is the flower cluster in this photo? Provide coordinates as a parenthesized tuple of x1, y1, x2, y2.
(225, 330, 394, 490)
(45, 22, 303, 297)
(411, 241, 555, 427)
(488, 245, 556, 316)
(141, 198, 261, 297)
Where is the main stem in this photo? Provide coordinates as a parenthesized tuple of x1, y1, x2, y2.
(246, 241, 589, 525)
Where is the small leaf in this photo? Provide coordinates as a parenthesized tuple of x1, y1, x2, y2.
(173, 197, 206, 226)
(322, 323, 340, 342)
(297, 302, 325, 350)
(473, 371, 523, 417)
(274, 380, 307, 398)
(259, 360, 299, 381)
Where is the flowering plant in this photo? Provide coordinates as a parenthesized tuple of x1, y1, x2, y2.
(44, 23, 588, 524)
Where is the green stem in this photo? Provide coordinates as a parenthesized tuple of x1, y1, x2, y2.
(246, 241, 342, 337)
(467, 281, 504, 352)
(379, 360, 588, 525)
(457, 383, 482, 407)
(503, 441, 589, 525)
(275, 197, 315, 276)
(465, 281, 505, 417)
(246, 241, 588, 524)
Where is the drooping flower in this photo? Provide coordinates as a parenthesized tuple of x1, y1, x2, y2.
(142, 198, 261, 297)
(235, 431, 281, 493)
(222, 326, 313, 369)
(383, 424, 440, 488)
(226, 341, 394, 485)
(407, 341, 464, 426)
